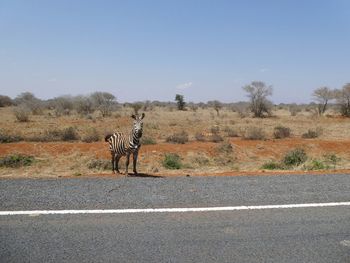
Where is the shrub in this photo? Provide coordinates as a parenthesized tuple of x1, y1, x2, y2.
(192, 155, 210, 166)
(0, 154, 34, 168)
(324, 153, 341, 169)
(261, 161, 284, 170)
(61, 127, 80, 141)
(0, 95, 13, 107)
(166, 131, 188, 144)
(210, 126, 220, 134)
(82, 128, 100, 143)
(43, 129, 65, 141)
(307, 159, 328, 170)
(141, 137, 157, 145)
(209, 134, 224, 143)
(162, 153, 182, 169)
(283, 148, 307, 167)
(217, 142, 233, 153)
(13, 106, 30, 122)
(87, 159, 112, 170)
(302, 128, 323, 139)
(0, 130, 23, 143)
(224, 127, 239, 137)
(74, 96, 95, 115)
(273, 126, 291, 139)
(195, 133, 206, 142)
(243, 126, 265, 140)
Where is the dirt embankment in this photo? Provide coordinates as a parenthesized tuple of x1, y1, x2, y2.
(1, 138, 350, 178)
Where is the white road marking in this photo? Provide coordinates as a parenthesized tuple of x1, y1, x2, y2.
(0, 202, 350, 216)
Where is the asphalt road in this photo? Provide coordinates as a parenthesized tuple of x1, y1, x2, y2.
(1, 174, 350, 262)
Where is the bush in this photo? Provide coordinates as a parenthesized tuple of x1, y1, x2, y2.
(74, 96, 95, 115)
(283, 148, 307, 167)
(273, 126, 291, 139)
(195, 133, 206, 142)
(324, 153, 341, 169)
(166, 131, 188, 144)
(302, 128, 323, 139)
(162, 153, 182, 169)
(217, 142, 233, 153)
(261, 161, 284, 170)
(141, 137, 157, 145)
(307, 159, 328, 170)
(0, 154, 34, 168)
(82, 128, 100, 143)
(210, 126, 220, 134)
(209, 134, 224, 143)
(61, 127, 80, 141)
(0, 130, 23, 143)
(13, 106, 30, 122)
(224, 127, 239, 137)
(192, 155, 210, 166)
(243, 126, 265, 140)
(29, 129, 65, 142)
(87, 159, 112, 170)
(0, 95, 13, 107)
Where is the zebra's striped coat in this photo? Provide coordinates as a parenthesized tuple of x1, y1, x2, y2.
(105, 113, 145, 175)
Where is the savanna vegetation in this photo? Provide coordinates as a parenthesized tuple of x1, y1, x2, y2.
(1, 82, 350, 178)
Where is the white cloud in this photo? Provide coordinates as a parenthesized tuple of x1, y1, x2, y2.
(176, 82, 193, 90)
(48, 78, 57, 82)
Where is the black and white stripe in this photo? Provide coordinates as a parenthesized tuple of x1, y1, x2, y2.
(105, 113, 145, 175)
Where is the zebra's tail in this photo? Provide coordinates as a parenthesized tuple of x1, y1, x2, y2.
(105, 134, 113, 142)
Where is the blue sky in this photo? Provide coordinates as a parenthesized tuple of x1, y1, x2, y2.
(1, 0, 349, 103)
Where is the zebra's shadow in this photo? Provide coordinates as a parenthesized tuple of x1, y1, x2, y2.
(127, 173, 164, 178)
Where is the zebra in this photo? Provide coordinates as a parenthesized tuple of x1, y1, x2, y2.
(105, 113, 145, 176)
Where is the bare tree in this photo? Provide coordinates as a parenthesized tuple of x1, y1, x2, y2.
(14, 92, 43, 115)
(243, 81, 273, 118)
(312, 87, 335, 115)
(74, 96, 95, 115)
(52, 95, 74, 116)
(91, 92, 116, 117)
(335, 83, 350, 117)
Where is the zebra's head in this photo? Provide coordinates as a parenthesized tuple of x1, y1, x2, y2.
(131, 113, 145, 138)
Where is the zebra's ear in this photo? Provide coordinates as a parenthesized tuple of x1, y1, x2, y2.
(141, 113, 145, 119)
(131, 114, 136, 119)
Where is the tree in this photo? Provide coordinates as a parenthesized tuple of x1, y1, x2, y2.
(243, 81, 273, 118)
(90, 92, 116, 117)
(312, 87, 335, 115)
(208, 100, 222, 116)
(175, 94, 186, 110)
(14, 92, 43, 115)
(74, 96, 95, 115)
(335, 83, 350, 117)
(0, 95, 13, 107)
(52, 95, 74, 116)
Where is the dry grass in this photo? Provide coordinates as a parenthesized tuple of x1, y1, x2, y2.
(1, 106, 350, 177)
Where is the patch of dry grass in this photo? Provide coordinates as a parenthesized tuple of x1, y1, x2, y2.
(1, 105, 350, 177)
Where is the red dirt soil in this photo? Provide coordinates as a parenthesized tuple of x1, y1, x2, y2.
(1, 138, 350, 178)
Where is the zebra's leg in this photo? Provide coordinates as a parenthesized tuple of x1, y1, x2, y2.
(111, 153, 115, 174)
(115, 155, 121, 174)
(132, 151, 138, 175)
(125, 153, 130, 176)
